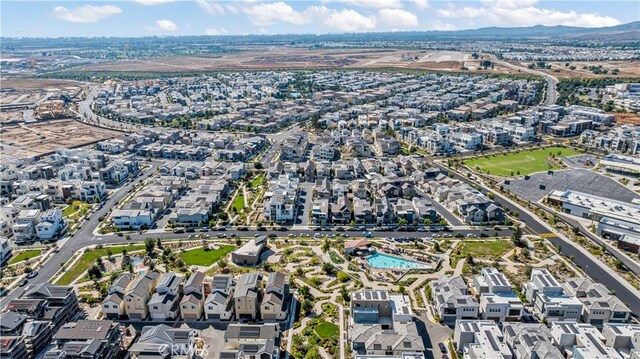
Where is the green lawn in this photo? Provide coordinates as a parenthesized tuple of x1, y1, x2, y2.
(459, 240, 514, 258)
(250, 175, 265, 187)
(56, 245, 145, 285)
(62, 201, 93, 220)
(232, 194, 245, 212)
(8, 249, 42, 265)
(465, 146, 582, 177)
(314, 321, 339, 339)
(180, 245, 235, 266)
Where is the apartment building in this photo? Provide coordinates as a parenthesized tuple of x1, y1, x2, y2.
(563, 278, 631, 326)
(454, 320, 512, 358)
(524, 269, 582, 323)
(552, 322, 622, 359)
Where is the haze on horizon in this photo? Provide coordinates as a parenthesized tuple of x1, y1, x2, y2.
(1, 0, 639, 38)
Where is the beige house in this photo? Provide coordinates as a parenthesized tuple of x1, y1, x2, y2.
(102, 273, 135, 320)
(124, 271, 160, 320)
(181, 271, 205, 320)
(234, 272, 262, 320)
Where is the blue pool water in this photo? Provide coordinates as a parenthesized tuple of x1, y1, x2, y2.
(366, 253, 427, 269)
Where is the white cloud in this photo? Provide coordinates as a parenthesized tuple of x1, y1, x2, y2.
(243, 2, 315, 26)
(436, 1, 621, 28)
(196, 0, 225, 15)
(411, 0, 430, 10)
(52, 5, 122, 23)
(324, 9, 377, 32)
(339, 0, 403, 9)
(134, 0, 174, 5)
(205, 27, 228, 35)
(377, 8, 419, 27)
(224, 4, 240, 14)
(155, 19, 178, 31)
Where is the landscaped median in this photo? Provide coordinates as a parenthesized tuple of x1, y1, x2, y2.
(8, 249, 42, 265)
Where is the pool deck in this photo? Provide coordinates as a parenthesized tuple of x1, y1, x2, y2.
(365, 251, 440, 272)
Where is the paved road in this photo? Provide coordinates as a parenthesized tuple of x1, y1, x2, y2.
(0, 165, 158, 307)
(435, 162, 640, 316)
(488, 54, 558, 105)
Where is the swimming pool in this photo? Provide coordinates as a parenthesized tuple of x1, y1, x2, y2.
(366, 253, 427, 270)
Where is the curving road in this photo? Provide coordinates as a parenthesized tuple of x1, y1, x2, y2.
(488, 54, 558, 105)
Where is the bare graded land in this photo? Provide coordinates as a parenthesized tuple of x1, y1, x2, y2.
(0, 78, 84, 90)
(0, 119, 121, 158)
(74, 48, 516, 75)
(515, 60, 640, 79)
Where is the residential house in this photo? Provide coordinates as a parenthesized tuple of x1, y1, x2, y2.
(148, 272, 182, 321)
(234, 272, 262, 320)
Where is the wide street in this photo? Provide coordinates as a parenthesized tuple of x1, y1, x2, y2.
(488, 54, 558, 105)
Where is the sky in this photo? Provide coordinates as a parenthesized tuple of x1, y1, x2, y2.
(1, 0, 638, 38)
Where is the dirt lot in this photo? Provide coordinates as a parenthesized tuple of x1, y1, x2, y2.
(0, 78, 84, 90)
(74, 48, 513, 75)
(514, 60, 640, 79)
(614, 112, 640, 125)
(0, 119, 122, 159)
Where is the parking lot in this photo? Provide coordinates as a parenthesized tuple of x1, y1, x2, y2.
(502, 168, 639, 202)
(562, 154, 598, 169)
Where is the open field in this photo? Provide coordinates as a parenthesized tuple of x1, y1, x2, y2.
(8, 249, 42, 265)
(57, 245, 145, 285)
(515, 60, 640, 79)
(180, 245, 235, 266)
(231, 194, 245, 212)
(73, 48, 517, 75)
(465, 146, 583, 176)
(0, 78, 83, 90)
(458, 240, 514, 259)
(0, 119, 122, 159)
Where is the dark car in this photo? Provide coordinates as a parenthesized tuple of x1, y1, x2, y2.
(185, 228, 195, 233)
(237, 227, 248, 231)
(19, 279, 28, 287)
(257, 227, 267, 231)
(439, 343, 447, 354)
(173, 229, 185, 234)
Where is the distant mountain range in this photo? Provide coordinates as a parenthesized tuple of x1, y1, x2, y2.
(430, 21, 640, 39)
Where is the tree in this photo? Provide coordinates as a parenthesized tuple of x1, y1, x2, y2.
(337, 272, 350, 283)
(322, 239, 330, 253)
(304, 346, 322, 359)
(433, 241, 441, 253)
(144, 238, 155, 254)
(88, 265, 102, 280)
(511, 226, 525, 247)
(254, 162, 263, 170)
(299, 285, 310, 298)
(156, 238, 163, 249)
(398, 218, 408, 226)
(322, 263, 335, 276)
(217, 258, 228, 269)
(340, 285, 350, 302)
(301, 298, 313, 316)
(466, 254, 475, 265)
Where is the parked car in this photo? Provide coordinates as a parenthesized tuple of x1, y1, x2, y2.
(19, 279, 28, 287)
(27, 270, 38, 279)
(439, 343, 447, 354)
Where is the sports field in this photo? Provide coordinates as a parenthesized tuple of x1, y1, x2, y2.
(465, 147, 582, 177)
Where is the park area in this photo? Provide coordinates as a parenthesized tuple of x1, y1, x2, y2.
(8, 249, 41, 265)
(465, 146, 582, 177)
(451, 240, 514, 266)
(179, 245, 235, 266)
